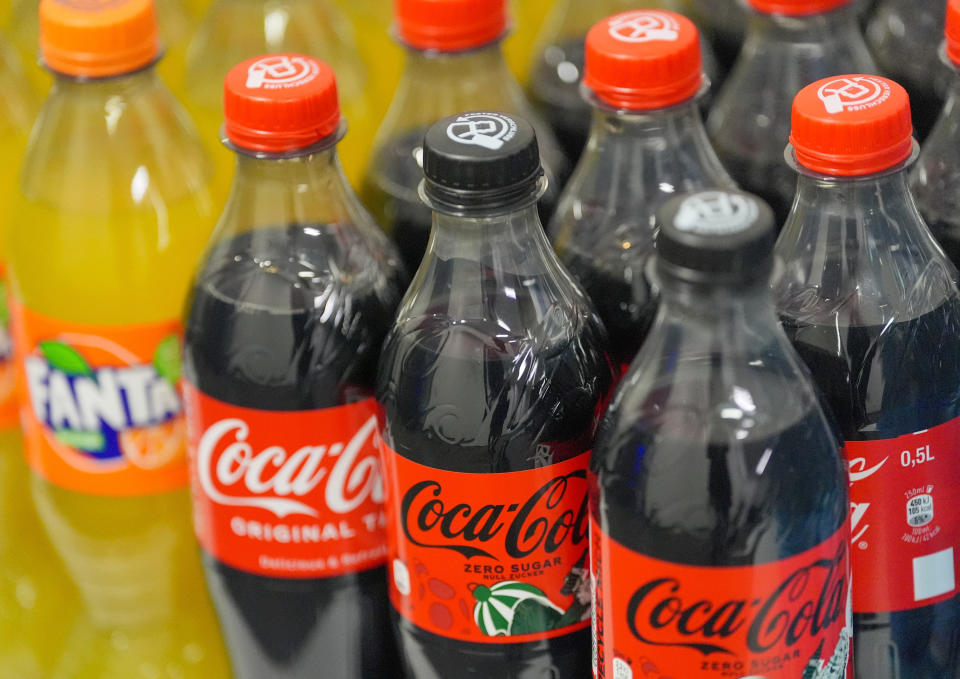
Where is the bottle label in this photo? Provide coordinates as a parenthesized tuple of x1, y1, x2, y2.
(183, 384, 387, 579)
(11, 302, 187, 496)
(380, 442, 592, 644)
(591, 518, 851, 679)
(0, 267, 19, 428)
(845, 416, 960, 613)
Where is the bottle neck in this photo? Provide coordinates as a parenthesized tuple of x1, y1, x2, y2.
(658, 273, 780, 337)
(425, 203, 549, 266)
(50, 65, 161, 97)
(404, 40, 507, 73)
(746, 3, 860, 41)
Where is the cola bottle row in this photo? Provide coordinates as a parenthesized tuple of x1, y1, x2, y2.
(177, 5, 960, 679)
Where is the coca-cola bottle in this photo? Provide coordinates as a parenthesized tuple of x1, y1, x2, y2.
(525, 0, 719, 162)
(911, 0, 960, 266)
(707, 0, 877, 222)
(376, 111, 614, 678)
(591, 188, 852, 679)
(362, 0, 568, 274)
(686, 0, 746, 69)
(182, 54, 406, 679)
(866, 0, 949, 139)
(775, 74, 960, 679)
(549, 9, 735, 369)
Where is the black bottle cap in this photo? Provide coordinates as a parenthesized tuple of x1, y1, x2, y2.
(655, 189, 776, 285)
(420, 111, 546, 214)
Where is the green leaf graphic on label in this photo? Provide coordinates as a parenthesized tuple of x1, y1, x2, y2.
(55, 429, 106, 453)
(40, 341, 94, 377)
(509, 598, 561, 636)
(154, 334, 181, 385)
(0, 281, 9, 330)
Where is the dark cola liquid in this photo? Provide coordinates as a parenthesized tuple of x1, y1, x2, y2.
(376, 258, 613, 678)
(183, 224, 405, 679)
(363, 129, 564, 274)
(561, 250, 658, 370)
(781, 300, 960, 679)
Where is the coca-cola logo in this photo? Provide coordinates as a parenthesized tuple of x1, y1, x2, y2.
(848, 455, 888, 546)
(400, 470, 589, 560)
(196, 416, 383, 518)
(626, 542, 847, 657)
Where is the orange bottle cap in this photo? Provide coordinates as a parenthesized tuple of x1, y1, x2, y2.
(946, 0, 960, 67)
(224, 54, 341, 153)
(790, 74, 914, 176)
(746, 0, 853, 16)
(39, 0, 160, 78)
(394, 0, 507, 52)
(584, 10, 702, 111)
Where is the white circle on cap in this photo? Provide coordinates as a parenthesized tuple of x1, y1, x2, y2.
(816, 76, 890, 115)
(674, 191, 759, 235)
(245, 55, 319, 90)
(446, 112, 518, 150)
(607, 10, 680, 43)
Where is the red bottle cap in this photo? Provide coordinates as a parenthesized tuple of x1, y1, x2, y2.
(394, 0, 507, 52)
(946, 0, 960, 67)
(40, 0, 160, 78)
(790, 74, 914, 176)
(224, 54, 341, 153)
(584, 10, 702, 110)
(746, 0, 853, 16)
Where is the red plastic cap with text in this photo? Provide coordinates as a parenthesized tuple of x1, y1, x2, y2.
(790, 74, 913, 176)
(40, 0, 160, 78)
(946, 0, 960, 67)
(224, 54, 341, 153)
(747, 0, 853, 16)
(394, 0, 507, 52)
(584, 10, 702, 110)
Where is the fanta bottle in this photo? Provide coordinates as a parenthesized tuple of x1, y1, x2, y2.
(7, 0, 193, 96)
(183, 0, 375, 188)
(505, 0, 554, 79)
(8, 1, 229, 678)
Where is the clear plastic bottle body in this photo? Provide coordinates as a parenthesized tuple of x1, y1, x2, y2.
(376, 201, 614, 679)
(593, 269, 848, 573)
(8, 67, 228, 679)
(183, 0, 373, 187)
(866, 0, 949, 139)
(911, 70, 960, 266)
(183, 144, 406, 679)
(525, 0, 719, 161)
(361, 42, 569, 273)
(774, 162, 960, 679)
(550, 99, 736, 367)
(707, 3, 877, 222)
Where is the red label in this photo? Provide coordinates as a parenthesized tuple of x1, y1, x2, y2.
(12, 301, 187, 496)
(380, 443, 592, 644)
(592, 518, 851, 679)
(183, 384, 387, 579)
(845, 416, 960, 613)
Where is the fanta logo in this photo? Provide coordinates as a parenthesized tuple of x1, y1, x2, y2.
(607, 11, 680, 43)
(625, 542, 848, 657)
(674, 191, 759, 235)
(446, 113, 518, 151)
(196, 416, 383, 519)
(817, 77, 890, 114)
(246, 55, 320, 89)
(24, 335, 182, 462)
(400, 470, 589, 560)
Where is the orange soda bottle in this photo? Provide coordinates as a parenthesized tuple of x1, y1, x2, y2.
(8, 1, 229, 677)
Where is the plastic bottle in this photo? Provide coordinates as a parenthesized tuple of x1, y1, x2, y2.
(707, 0, 877, 223)
(376, 110, 614, 679)
(913, 0, 960, 267)
(775, 74, 960, 679)
(867, 0, 949, 140)
(550, 9, 735, 370)
(686, 0, 746, 68)
(505, 0, 554, 79)
(526, 0, 720, 161)
(362, 0, 569, 275)
(8, 2, 228, 677)
(591, 188, 852, 678)
(183, 0, 375, 188)
(182, 52, 406, 679)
